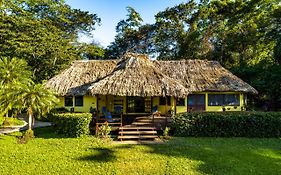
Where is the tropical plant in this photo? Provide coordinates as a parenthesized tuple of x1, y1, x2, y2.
(0, 57, 33, 117)
(97, 123, 112, 139)
(0, 57, 32, 86)
(163, 127, 171, 139)
(6, 82, 59, 130)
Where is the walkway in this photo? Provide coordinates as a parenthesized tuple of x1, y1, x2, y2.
(0, 118, 52, 134)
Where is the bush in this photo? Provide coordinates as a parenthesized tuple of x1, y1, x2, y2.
(51, 113, 92, 137)
(97, 123, 111, 139)
(172, 112, 281, 137)
(18, 129, 34, 144)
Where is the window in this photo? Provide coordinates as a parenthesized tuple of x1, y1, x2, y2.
(65, 96, 73, 106)
(224, 94, 240, 106)
(75, 96, 83, 106)
(188, 94, 205, 106)
(187, 94, 206, 111)
(176, 98, 185, 106)
(159, 96, 171, 106)
(208, 94, 223, 106)
(208, 94, 240, 106)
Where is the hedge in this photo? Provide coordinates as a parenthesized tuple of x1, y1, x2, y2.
(172, 112, 281, 137)
(51, 113, 92, 137)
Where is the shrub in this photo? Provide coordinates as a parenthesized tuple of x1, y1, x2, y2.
(172, 112, 281, 137)
(97, 123, 111, 139)
(163, 127, 171, 139)
(18, 129, 34, 144)
(51, 113, 92, 137)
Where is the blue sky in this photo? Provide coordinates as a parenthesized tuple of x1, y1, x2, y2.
(66, 0, 187, 47)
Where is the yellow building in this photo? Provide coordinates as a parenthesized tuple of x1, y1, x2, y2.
(46, 53, 257, 115)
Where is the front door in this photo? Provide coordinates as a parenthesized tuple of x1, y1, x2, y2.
(126, 97, 151, 113)
(187, 94, 206, 112)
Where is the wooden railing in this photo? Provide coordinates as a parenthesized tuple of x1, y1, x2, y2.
(95, 114, 123, 135)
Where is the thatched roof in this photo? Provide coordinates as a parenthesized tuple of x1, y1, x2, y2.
(45, 60, 118, 96)
(45, 53, 257, 96)
(88, 53, 190, 97)
(153, 60, 258, 94)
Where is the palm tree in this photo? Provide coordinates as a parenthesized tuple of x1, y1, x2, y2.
(0, 57, 58, 130)
(0, 57, 32, 118)
(0, 57, 32, 85)
(7, 82, 59, 130)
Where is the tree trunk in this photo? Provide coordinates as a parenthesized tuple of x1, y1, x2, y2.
(27, 107, 33, 130)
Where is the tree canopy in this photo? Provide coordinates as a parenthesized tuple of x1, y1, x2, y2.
(0, 0, 103, 82)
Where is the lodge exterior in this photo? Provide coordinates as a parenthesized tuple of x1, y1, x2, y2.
(45, 53, 257, 116)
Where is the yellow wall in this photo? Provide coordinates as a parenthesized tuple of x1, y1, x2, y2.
(176, 97, 187, 114)
(56, 92, 246, 114)
(58, 95, 97, 113)
(153, 97, 172, 114)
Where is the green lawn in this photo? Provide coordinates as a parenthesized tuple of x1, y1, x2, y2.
(0, 127, 280, 175)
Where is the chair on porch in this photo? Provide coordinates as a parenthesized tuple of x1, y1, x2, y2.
(101, 107, 113, 122)
(100, 106, 122, 123)
(95, 106, 123, 135)
(151, 105, 160, 124)
(152, 105, 160, 116)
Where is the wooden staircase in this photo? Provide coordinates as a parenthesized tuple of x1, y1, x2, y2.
(118, 116, 158, 141)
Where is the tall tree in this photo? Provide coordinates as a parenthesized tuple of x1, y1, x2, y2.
(0, 0, 101, 82)
(106, 7, 155, 59)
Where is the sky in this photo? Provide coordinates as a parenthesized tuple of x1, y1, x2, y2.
(65, 0, 186, 47)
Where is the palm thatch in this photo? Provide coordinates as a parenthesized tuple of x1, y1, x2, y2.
(153, 60, 258, 94)
(45, 60, 118, 96)
(45, 53, 257, 96)
(88, 53, 190, 97)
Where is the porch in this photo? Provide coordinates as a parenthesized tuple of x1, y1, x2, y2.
(94, 113, 172, 141)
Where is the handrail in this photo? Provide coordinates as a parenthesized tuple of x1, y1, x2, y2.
(95, 114, 123, 135)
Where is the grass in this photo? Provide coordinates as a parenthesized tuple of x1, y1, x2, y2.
(0, 117, 25, 127)
(0, 127, 280, 175)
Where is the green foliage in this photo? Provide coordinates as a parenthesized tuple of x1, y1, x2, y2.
(162, 126, 171, 140)
(0, 57, 58, 129)
(0, 57, 32, 117)
(0, 117, 24, 127)
(106, 7, 155, 59)
(0, 127, 281, 175)
(172, 112, 281, 137)
(51, 113, 92, 137)
(0, 0, 101, 82)
(0, 57, 32, 86)
(97, 123, 111, 139)
(17, 129, 34, 144)
(232, 63, 281, 110)
(79, 43, 105, 60)
(49, 107, 70, 114)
